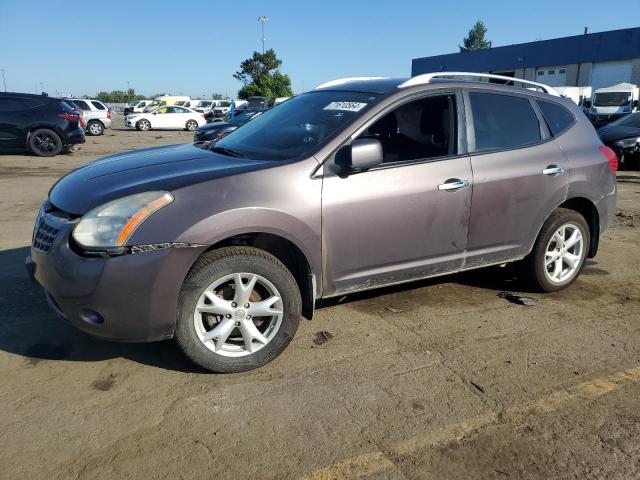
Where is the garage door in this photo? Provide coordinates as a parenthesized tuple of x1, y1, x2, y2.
(536, 67, 567, 87)
(590, 61, 632, 91)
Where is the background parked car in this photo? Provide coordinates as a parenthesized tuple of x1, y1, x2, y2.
(205, 100, 248, 122)
(64, 98, 112, 136)
(123, 99, 153, 116)
(124, 105, 206, 131)
(0, 92, 84, 156)
(192, 100, 214, 113)
(598, 112, 640, 170)
(193, 109, 266, 143)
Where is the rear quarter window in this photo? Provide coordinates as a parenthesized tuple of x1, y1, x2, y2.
(536, 100, 575, 136)
(91, 101, 106, 110)
(469, 92, 541, 152)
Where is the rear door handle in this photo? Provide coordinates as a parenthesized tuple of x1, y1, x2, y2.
(542, 165, 565, 176)
(437, 179, 470, 191)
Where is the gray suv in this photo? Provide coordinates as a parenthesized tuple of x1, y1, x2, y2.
(27, 73, 617, 373)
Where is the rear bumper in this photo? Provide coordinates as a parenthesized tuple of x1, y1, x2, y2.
(65, 128, 85, 146)
(26, 213, 205, 342)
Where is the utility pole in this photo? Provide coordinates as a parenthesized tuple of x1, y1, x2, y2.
(258, 16, 268, 53)
(0, 69, 6, 92)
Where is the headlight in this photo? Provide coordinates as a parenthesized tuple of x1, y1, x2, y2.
(613, 137, 640, 149)
(73, 191, 173, 249)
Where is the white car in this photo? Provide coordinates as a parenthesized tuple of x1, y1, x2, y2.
(124, 106, 206, 131)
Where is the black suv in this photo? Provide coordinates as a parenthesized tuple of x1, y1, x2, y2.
(0, 92, 85, 156)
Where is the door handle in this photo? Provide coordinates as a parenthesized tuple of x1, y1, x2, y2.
(542, 165, 565, 176)
(437, 179, 470, 191)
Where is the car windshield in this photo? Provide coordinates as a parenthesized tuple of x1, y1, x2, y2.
(214, 91, 378, 160)
(610, 112, 640, 128)
(593, 92, 632, 107)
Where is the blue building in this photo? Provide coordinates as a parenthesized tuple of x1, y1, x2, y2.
(412, 27, 640, 91)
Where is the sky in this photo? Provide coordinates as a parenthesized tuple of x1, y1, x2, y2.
(1, 0, 638, 99)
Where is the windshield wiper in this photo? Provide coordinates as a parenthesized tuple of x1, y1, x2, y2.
(207, 146, 246, 158)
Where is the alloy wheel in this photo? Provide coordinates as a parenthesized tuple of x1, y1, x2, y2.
(32, 131, 59, 154)
(187, 120, 197, 131)
(193, 273, 284, 357)
(89, 123, 102, 135)
(544, 223, 584, 285)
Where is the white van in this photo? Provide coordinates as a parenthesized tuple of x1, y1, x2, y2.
(144, 96, 191, 111)
(587, 83, 639, 126)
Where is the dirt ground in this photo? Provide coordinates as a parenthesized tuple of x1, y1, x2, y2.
(1, 119, 639, 479)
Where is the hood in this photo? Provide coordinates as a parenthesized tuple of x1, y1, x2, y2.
(49, 143, 276, 215)
(598, 125, 640, 144)
(196, 121, 231, 133)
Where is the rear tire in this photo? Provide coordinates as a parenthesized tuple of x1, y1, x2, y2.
(87, 121, 104, 136)
(185, 120, 198, 131)
(524, 208, 590, 292)
(28, 129, 62, 157)
(175, 247, 301, 373)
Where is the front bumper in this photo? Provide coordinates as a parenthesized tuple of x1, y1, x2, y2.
(588, 113, 626, 127)
(26, 210, 205, 342)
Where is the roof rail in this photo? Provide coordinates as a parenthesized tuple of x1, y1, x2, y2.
(315, 77, 390, 90)
(398, 72, 559, 96)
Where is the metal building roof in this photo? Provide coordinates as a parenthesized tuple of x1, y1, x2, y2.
(412, 27, 640, 76)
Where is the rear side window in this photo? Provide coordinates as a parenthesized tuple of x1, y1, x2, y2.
(72, 100, 91, 110)
(469, 92, 541, 152)
(0, 97, 27, 111)
(536, 100, 575, 136)
(91, 101, 106, 110)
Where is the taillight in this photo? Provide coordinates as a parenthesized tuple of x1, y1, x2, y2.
(57, 112, 78, 122)
(599, 145, 618, 172)
(107, 110, 112, 119)
(80, 117, 86, 128)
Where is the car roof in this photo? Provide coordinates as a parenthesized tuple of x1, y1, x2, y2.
(314, 78, 407, 94)
(0, 91, 60, 101)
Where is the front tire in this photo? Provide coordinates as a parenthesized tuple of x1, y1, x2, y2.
(175, 247, 301, 373)
(136, 119, 151, 131)
(524, 208, 590, 292)
(28, 128, 62, 157)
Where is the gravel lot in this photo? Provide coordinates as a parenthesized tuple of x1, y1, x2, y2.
(1, 121, 639, 479)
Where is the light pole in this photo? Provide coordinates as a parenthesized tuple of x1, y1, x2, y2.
(0, 69, 5, 92)
(258, 16, 268, 53)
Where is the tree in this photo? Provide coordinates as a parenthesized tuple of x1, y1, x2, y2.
(459, 20, 492, 52)
(211, 92, 225, 100)
(91, 89, 145, 103)
(233, 49, 293, 100)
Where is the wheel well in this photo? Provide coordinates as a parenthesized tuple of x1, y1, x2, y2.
(88, 119, 104, 126)
(208, 233, 315, 319)
(26, 126, 62, 146)
(558, 197, 600, 258)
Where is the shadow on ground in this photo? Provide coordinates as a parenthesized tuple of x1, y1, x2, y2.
(2, 244, 583, 371)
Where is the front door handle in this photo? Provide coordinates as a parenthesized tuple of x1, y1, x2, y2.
(437, 179, 470, 191)
(542, 165, 565, 176)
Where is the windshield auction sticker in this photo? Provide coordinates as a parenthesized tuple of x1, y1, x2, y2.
(323, 102, 368, 112)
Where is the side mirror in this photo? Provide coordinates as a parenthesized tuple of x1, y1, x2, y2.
(338, 138, 383, 172)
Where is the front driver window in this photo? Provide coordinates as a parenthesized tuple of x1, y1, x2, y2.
(359, 94, 457, 163)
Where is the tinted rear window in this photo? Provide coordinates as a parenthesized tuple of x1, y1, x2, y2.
(536, 100, 575, 136)
(469, 92, 541, 152)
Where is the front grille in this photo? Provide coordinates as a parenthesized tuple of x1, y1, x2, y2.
(32, 209, 61, 253)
